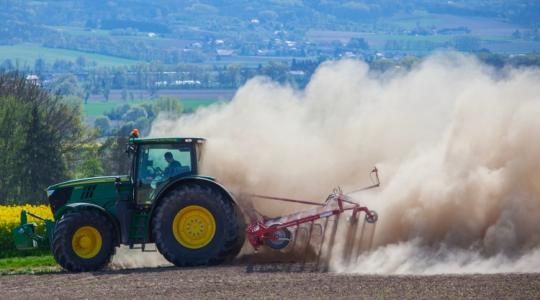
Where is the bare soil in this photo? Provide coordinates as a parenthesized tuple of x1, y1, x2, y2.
(1, 264, 539, 299)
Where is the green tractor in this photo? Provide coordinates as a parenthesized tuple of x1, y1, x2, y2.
(12, 131, 245, 272)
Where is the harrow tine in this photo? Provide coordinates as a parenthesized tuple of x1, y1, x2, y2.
(291, 224, 301, 251)
(342, 214, 359, 265)
(315, 218, 329, 271)
(366, 223, 377, 251)
(301, 221, 315, 271)
(352, 220, 367, 261)
(322, 215, 341, 272)
(286, 225, 302, 272)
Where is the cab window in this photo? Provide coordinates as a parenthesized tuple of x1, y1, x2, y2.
(137, 144, 193, 184)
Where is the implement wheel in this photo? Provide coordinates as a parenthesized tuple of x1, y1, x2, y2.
(152, 184, 245, 267)
(264, 228, 291, 250)
(51, 210, 115, 272)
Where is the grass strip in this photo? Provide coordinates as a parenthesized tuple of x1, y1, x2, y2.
(0, 255, 60, 275)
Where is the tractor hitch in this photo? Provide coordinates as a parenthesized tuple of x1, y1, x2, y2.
(12, 210, 54, 250)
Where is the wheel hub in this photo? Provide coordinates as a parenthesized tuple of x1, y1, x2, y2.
(173, 205, 216, 249)
(71, 226, 102, 259)
(79, 236, 91, 248)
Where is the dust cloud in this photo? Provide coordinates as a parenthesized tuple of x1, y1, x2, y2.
(111, 245, 170, 269)
(150, 52, 540, 274)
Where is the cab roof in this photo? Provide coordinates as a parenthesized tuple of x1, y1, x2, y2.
(130, 137, 206, 144)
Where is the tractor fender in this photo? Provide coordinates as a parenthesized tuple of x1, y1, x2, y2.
(152, 176, 240, 208)
(55, 203, 121, 246)
(148, 176, 243, 241)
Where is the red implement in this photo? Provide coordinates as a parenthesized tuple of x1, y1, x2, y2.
(245, 167, 380, 265)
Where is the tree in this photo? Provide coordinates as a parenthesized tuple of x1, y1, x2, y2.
(49, 74, 82, 96)
(76, 56, 86, 69)
(34, 58, 46, 75)
(112, 70, 127, 89)
(21, 105, 59, 200)
(74, 144, 104, 178)
(105, 104, 131, 120)
(0, 95, 31, 203)
(1, 59, 14, 72)
(346, 37, 369, 50)
(97, 68, 112, 101)
(100, 136, 131, 175)
(0, 73, 88, 204)
(94, 116, 111, 136)
(451, 36, 481, 52)
(82, 81, 92, 104)
(102, 83, 111, 102)
(123, 106, 148, 121)
(153, 96, 183, 118)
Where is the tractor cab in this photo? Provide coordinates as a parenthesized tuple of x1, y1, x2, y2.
(126, 131, 206, 205)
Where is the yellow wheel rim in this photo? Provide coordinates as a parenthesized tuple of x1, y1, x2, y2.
(71, 226, 102, 259)
(173, 205, 216, 249)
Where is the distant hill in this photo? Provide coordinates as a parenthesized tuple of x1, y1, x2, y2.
(0, 1, 539, 66)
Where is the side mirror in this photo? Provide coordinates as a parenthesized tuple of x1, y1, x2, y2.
(125, 144, 136, 154)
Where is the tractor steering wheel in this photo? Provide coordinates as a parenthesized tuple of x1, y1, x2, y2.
(150, 174, 164, 189)
(152, 166, 164, 176)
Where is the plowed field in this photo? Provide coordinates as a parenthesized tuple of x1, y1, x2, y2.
(1, 264, 539, 299)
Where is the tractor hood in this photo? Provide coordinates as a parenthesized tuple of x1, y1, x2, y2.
(47, 176, 130, 190)
(46, 176, 132, 215)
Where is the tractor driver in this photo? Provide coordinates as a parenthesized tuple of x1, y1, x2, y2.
(163, 152, 182, 178)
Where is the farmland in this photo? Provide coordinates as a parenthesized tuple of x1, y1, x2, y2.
(1, 265, 539, 299)
(0, 44, 138, 67)
(84, 98, 222, 117)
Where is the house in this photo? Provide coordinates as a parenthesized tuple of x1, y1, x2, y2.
(26, 74, 40, 85)
(216, 49, 234, 56)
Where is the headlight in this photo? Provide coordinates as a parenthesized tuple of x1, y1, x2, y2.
(46, 189, 55, 197)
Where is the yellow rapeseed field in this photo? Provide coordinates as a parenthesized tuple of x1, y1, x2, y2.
(0, 205, 53, 225)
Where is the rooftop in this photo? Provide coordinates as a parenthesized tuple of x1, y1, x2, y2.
(131, 137, 206, 144)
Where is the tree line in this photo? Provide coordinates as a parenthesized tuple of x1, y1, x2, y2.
(0, 73, 135, 204)
(4, 52, 540, 105)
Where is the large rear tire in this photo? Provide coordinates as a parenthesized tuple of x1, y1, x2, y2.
(51, 210, 115, 272)
(152, 184, 244, 267)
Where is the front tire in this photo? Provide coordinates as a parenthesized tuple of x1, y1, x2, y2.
(51, 210, 115, 272)
(152, 184, 244, 267)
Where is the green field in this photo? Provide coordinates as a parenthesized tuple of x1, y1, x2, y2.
(84, 99, 221, 117)
(49, 26, 111, 37)
(0, 43, 139, 67)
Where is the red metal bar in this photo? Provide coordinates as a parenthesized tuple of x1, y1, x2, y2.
(345, 167, 380, 194)
(248, 194, 325, 206)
